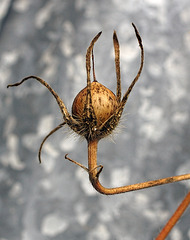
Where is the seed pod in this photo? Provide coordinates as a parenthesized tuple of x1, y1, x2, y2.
(72, 81, 118, 126)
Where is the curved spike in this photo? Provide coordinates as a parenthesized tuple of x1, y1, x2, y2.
(121, 23, 144, 108)
(7, 76, 74, 124)
(92, 49, 97, 82)
(38, 122, 65, 163)
(113, 30, 121, 102)
(86, 31, 102, 86)
(85, 32, 102, 124)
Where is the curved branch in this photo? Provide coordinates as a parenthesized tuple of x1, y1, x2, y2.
(88, 140, 190, 195)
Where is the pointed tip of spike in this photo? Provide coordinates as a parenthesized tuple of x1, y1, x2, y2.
(132, 23, 138, 33)
(132, 23, 142, 46)
(93, 31, 102, 42)
(113, 30, 118, 43)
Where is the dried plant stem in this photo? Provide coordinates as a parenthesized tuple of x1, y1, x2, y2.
(155, 191, 190, 240)
(88, 140, 190, 195)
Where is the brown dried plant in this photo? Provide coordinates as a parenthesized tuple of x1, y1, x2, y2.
(7, 23, 190, 239)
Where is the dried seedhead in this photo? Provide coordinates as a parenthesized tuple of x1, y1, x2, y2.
(7, 23, 190, 196)
(7, 23, 190, 239)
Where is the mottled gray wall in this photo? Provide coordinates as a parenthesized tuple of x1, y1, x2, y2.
(0, 0, 190, 240)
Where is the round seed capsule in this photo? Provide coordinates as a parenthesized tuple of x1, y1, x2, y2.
(72, 81, 118, 126)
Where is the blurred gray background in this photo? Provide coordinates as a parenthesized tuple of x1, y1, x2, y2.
(0, 0, 190, 239)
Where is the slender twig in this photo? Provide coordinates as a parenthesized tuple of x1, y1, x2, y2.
(65, 154, 88, 172)
(155, 191, 190, 240)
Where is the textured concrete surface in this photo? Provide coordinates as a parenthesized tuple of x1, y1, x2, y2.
(0, 0, 190, 239)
